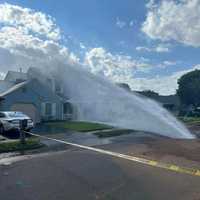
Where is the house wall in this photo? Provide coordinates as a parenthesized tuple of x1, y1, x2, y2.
(0, 80, 64, 123)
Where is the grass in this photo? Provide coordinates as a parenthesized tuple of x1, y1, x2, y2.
(0, 137, 43, 153)
(179, 117, 200, 124)
(46, 121, 112, 132)
(94, 129, 133, 138)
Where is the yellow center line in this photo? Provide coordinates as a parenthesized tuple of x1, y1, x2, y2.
(26, 131, 200, 177)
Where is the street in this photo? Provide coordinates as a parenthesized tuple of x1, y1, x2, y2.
(0, 146, 200, 200)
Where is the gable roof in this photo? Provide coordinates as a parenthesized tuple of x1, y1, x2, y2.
(0, 80, 14, 94)
(0, 79, 65, 103)
(4, 71, 28, 82)
(0, 81, 28, 97)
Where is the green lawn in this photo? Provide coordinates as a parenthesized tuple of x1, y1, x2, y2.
(46, 121, 112, 132)
(0, 137, 43, 153)
(94, 129, 133, 138)
(179, 117, 200, 124)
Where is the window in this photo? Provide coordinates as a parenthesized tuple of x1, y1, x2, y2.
(45, 103, 52, 116)
(55, 82, 62, 93)
(63, 102, 73, 115)
(8, 112, 26, 118)
(22, 87, 27, 93)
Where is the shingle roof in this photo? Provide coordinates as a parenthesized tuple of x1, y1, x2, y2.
(4, 71, 28, 82)
(0, 80, 14, 94)
(0, 81, 28, 97)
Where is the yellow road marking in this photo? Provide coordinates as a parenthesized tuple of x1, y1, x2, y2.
(26, 132, 200, 177)
(148, 160, 158, 166)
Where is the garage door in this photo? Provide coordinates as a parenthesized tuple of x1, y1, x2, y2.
(11, 103, 41, 123)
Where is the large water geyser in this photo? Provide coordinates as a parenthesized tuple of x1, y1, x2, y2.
(43, 63, 194, 139)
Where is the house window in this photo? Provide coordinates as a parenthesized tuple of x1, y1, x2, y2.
(63, 102, 73, 115)
(42, 103, 56, 120)
(45, 103, 52, 116)
(55, 82, 62, 93)
(22, 87, 27, 93)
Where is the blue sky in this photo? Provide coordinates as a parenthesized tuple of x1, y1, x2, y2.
(0, 0, 200, 94)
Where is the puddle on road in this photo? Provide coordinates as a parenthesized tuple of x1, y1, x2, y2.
(32, 124, 158, 147)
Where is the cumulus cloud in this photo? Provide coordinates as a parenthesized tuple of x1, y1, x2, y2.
(84, 47, 152, 80)
(157, 60, 178, 69)
(0, 3, 78, 74)
(84, 47, 199, 95)
(0, 72, 5, 80)
(129, 20, 134, 27)
(116, 17, 126, 29)
(0, 2, 199, 96)
(0, 3, 61, 41)
(142, 0, 200, 47)
(131, 65, 200, 95)
(136, 44, 170, 53)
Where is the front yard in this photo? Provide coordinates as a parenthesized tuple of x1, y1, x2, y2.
(180, 117, 200, 124)
(46, 121, 112, 132)
(45, 121, 137, 138)
(0, 137, 43, 153)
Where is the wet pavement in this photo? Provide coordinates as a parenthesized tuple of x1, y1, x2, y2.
(0, 147, 200, 200)
(32, 123, 160, 147)
(1, 124, 200, 200)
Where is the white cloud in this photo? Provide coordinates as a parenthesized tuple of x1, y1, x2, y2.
(84, 47, 152, 80)
(136, 44, 170, 53)
(162, 60, 177, 66)
(0, 3, 78, 74)
(83, 47, 192, 95)
(142, 0, 200, 47)
(80, 42, 86, 49)
(136, 46, 151, 52)
(116, 17, 126, 29)
(0, 2, 199, 96)
(146, 0, 156, 9)
(156, 60, 178, 69)
(0, 72, 5, 80)
(131, 65, 200, 95)
(129, 20, 134, 27)
(84, 47, 200, 95)
(155, 44, 170, 52)
(0, 3, 61, 41)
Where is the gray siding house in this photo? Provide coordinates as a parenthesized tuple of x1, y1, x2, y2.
(0, 68, 74, 123)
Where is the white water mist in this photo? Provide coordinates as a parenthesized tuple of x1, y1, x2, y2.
(41, 62, 194, 139)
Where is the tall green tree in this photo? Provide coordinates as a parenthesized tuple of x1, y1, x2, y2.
(177, 69, 200, 106)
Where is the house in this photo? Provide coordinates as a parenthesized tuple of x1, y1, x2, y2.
(117, 83, 180, 113)
(136, 90, 180, 114)
(0, 68, 75, 123)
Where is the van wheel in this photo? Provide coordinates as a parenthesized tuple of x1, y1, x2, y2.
(0, 125, 4, 135)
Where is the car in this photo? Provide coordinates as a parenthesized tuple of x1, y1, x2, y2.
(0, 111, 34, 134)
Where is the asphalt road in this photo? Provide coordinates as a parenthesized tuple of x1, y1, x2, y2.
(0, 147, 200, 200)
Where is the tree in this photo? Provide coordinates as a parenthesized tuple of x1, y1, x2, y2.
(117, 83, 131, 91)
(177, 69, 200, 107)
(138, 90, 159, 98)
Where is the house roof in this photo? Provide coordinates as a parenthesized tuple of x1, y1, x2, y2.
(4, 71, 28, 82)
(0, 81, 28, 97)
(156, 95, 180, 105)
(0, 80, 14, 94)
